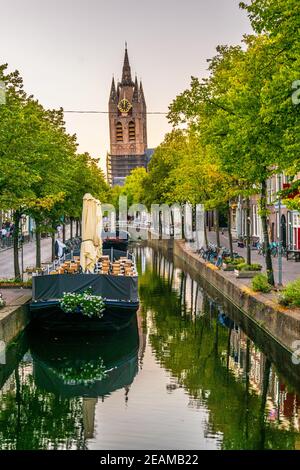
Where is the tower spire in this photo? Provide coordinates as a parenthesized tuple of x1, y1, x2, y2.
(109, 75, 117, 102)
(139, 79, 146, 106)
(132, 75, 139, 102)
(121, 44, 134, 86)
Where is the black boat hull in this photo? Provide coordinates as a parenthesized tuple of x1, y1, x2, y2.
(30, 301, 139, 332)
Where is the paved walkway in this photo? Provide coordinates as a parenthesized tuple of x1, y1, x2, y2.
(0, 288, 32, 307)
(206, 230, 300, 286)
(0, 226, 71, 279)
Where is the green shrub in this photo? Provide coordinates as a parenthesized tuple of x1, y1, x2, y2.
(279, 279, 300, 307)
(223, 257, 245, 266)
(0, 279, 32, 287)
(0, 278, 32, 287)
(236, 263, 262, 271)
(251, 274, 272, 293)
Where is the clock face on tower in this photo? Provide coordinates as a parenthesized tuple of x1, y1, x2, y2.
(118, 98, 132, 114)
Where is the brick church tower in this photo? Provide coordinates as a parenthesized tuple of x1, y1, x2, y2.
(107, 46, 148, 187)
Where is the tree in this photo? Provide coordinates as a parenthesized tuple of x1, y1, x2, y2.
(0, 66, 44, 277)
(122, 167, 148, 206)
(168, 22, 300, 284)
(0, 63, 109, 275)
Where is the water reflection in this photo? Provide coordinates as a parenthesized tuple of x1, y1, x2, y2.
(29, 320, 139, 399)
(0, 321, 139, 450)
(0, 245, 299, 449)
(136, 246, 300, 450)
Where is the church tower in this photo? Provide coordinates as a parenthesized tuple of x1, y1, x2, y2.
(107, 46, 148, 187)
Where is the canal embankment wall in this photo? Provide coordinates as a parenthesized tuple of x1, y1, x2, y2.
(148, 238, 300, 356)
(0, 290, 31, 345)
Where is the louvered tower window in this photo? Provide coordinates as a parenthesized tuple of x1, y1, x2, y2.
(129, 121, 136, 141)
(116, 122, 123, 142)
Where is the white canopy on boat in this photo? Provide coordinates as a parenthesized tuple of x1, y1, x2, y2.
(80, 193, 102, 273)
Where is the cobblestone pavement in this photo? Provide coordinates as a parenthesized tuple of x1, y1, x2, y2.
(207, 230, 300, 286)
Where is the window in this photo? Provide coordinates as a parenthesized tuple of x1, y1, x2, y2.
(116, 122, 123, 142)
(129, 121, 135, 141)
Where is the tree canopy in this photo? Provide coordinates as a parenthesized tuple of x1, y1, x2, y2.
(0, 63, 109, 276)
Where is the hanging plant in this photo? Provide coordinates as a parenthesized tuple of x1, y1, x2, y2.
(60, 289, 105, 318)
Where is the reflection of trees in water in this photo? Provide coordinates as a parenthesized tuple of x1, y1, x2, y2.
(0, 362, 86, 450)
(138, 249, 299, 450)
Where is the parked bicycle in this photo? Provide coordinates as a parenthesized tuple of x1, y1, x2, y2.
(257, 241, 286, 258)
(199, 244, 239, 265)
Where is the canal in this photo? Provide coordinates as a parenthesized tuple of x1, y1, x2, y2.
(0, 245, 300, 450)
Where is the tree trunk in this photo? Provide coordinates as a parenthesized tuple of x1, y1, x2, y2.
(227, 203, 234, 259)
(13, 210, 21, 280)
(215, 209, 220, 248)
(76, 220, 79, 237)
(35, 223, 41, 268)
(51, 231, 56, 261)
(246, 197, 251, 265)
(70, 218, 73, 239)
(261, 179, 274, 285)
(208, 211, 212, 232)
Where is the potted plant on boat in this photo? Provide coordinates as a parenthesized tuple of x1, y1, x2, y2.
(59, 289, 106, 317)
(222, 257, 245, 271)
(234, 262, 262, 278)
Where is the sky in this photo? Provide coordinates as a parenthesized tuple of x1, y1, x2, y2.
(0, 0, 252, 172)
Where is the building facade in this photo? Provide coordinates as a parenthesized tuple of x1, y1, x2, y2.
(231, 173, 300, 250)
(107, 47, 148, 187)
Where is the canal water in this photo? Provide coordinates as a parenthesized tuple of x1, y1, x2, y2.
(0, 245, 300, 450)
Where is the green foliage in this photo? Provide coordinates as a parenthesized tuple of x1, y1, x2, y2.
(0, 278, 32, 287)
(0, 62, 109, 276)
(251, 274, 272, 293)
(223, 257, 245, 266)
(123, 167, 148, 206)
(236, 263, 262, 272)
(0, 62, 109, 222)
(166, 0, 300, 284)
(59, 290, 105, 318)
(279, 279, 300, 307)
